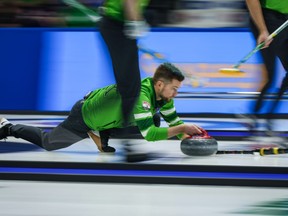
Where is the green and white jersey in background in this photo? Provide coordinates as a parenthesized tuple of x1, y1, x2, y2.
(82, 77, 184, 141)
(103, 0, 150, 22)
(260, 0, 288, 14)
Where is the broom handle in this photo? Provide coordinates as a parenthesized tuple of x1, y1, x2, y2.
(234, 19, 288, 68)
(217, 147, 288, 156)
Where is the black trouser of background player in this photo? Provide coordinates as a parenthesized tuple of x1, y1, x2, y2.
(99, 16, 141, 127)
(250, 8, 288, 121)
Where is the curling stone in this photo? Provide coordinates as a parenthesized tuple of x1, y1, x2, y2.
(180, 129, 218, 156)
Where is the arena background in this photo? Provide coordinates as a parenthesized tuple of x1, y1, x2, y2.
(0, 0, 286, 114)
(1, 2, 288, 215)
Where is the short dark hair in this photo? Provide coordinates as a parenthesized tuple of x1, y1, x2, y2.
(153, 63, 185, 83)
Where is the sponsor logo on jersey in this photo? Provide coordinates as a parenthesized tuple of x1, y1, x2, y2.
(142, 101, 151, 110)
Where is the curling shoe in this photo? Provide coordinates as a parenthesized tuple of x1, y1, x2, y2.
(123, 140, 156, 163)
(0, 118, 12, 140)
(102, 146, 116, 153)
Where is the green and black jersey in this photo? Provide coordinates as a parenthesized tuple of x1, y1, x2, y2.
(103, 0, 150, 22)
(260, 0, 288, 14)
(82, 77, 184, 141)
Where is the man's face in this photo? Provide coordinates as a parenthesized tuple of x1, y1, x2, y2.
(157, 79, 181, 102)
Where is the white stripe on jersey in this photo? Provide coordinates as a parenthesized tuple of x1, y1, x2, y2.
(134, 112, 153, 120)
(160, 107, 176, 116)
(140, 127, 150, 137)
(168, 117, 181, 125)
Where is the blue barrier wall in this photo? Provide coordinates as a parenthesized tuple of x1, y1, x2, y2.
(0, 28, 42, 110)
(0, 28, 286, 114)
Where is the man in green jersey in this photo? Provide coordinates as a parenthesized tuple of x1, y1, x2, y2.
(244, 0, 288, 134)
(0, 63, 202, 156)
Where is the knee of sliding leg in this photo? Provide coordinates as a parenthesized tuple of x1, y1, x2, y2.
(41, 141, 57, 151)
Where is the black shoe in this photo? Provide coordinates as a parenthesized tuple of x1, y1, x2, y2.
(126, 153, 149, 163)
(123, 141, 158, 162)
(99, 130, 116, 153)
(125, 152, 161, 163)
(102, 146, 116, 153)
(0, 118, 12, 140)
(88, 130, 116, 153)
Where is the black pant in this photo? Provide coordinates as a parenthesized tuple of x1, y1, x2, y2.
(10, 100, 90, 151)
(99, 16, 141, 126)
(250, 8, 288, 120)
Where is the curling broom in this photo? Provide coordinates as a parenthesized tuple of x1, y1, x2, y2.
(217, 147, 288, 156)
(138, 44, 204, 87)
(219, 19, 288, 74)
(63, 0, 101, 22)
